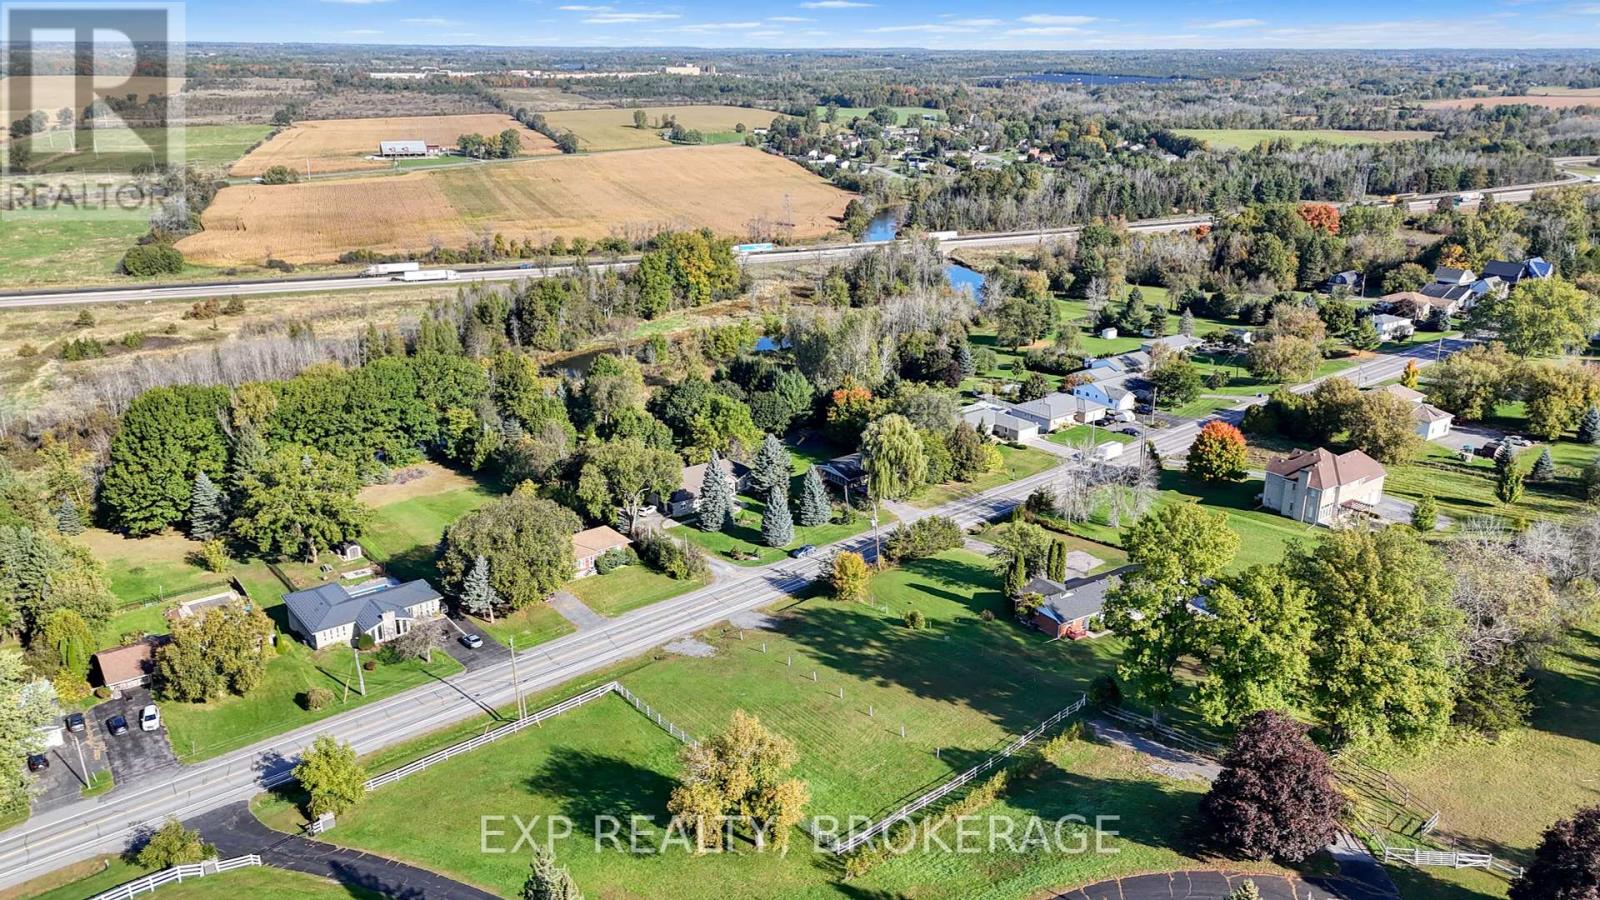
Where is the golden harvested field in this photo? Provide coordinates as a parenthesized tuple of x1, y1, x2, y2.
(542, 104, 784, 151)
(0, 75, 182, 120)
(178, 144, 853, 265)
(1424, 93, 1600, 110)
(229, 114, 558, 177)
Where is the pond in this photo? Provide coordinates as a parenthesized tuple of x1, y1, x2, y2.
(945, 263, 985, 301)
(864, 209, 902, 242)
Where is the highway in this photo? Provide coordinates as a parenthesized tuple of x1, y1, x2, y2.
(0, 459, 1061, 891)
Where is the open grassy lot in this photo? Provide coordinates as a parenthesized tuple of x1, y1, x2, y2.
(911, 444, 1058, 508)
(179, 144, 852, 266)
(541, 104, 781, 151)
(356, 467, 500, 583)
(161, 634, 462, 763)
(1383, 439, 1597, 527)
(1423, 94, 1600, 110)
(17, 855, 380, 900)
(820, 106, 946, 126)
(18, 124, 271, 174)
(0, 207, 147, 287)
(1062, 470, 1319, 572)
(229, 114, 556, 177)
(1174, 128, 1436, 150)
(250, 549, 1258, 898)
(976, 520, 1130, 574)
(566, 565, 708, 618)
(471, 602, 576, 651)
(1049, 424, 1138, 447)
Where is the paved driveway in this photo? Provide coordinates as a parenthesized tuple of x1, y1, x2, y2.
(29, 725, 112, 812)
(1055, 871, 1365, 900)
(438, 615, 509, 672)
(93, 689, 178, 785)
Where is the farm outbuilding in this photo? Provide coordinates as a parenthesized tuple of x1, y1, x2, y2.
(377, 140, 431, 158)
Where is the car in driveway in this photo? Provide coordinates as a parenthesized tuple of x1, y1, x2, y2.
(64, 712, 85, 734)
(459, 633, 484, 650)
(26, 754, 48, 772)
(106, 715, 129, 736)
(139, 705, 160, 732)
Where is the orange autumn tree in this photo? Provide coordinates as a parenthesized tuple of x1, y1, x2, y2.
(1187, 420, 1249, 483)
(1297, 203, 1341, 235)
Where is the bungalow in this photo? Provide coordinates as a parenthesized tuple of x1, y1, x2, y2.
(284, 579, 444, 650)
(962, 401, 1040, 442)
(661, 458, 750, 518)
(1322, 270, 1363, 294)
(1017, 569, 1128, 639)
(1263, 447, 1387, 526)
(817, 453, 869, 497)
(1006, 392, 1108, 432)
(90, 637, 169, 692)
(1369, 313, 1415, 341)
(1378, 384, 1453, 440)
(1085, 350, 1151, 375)
(574, 526, 632, 578)
(1141, 334, 1205, 355)
(1432, 266, 1476, 287)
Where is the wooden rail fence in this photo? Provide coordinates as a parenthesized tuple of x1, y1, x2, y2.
(88, 855, 262, 900)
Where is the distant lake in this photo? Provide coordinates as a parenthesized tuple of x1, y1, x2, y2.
(1021, 72, 1180, 86)
(945, 263, 985, 300)
(864, 209, 902, 242)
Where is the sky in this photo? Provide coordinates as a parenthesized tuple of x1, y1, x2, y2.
(183, 0, 1600, 49)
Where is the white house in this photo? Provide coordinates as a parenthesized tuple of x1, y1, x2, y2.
(1369, 313, 1415, 341)
(1263, 447, 1388, 526)
(283, 580, 443, 650)
(1003, 392, 1109, 431)
(1379, 384, 1453, 440)
(1071, 381, 1137, 414)
(962, 401, 1040, 441)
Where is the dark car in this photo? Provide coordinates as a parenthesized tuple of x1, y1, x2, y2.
(1118, 426, 1141, 436)
(64, 712, 86, 734)
(26, 754, 48, 772)
(106, 715, 129, 736)
(789, 545, 818, 559)
(459, 633, 484, 650)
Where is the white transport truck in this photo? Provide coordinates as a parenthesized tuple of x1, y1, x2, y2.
(361, 262, 420, 277)
(397, 269, 459, 282)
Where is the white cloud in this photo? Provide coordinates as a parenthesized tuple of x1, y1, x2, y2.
(1193, 18, 1265, 28)
(799, 1, 873, 8)
(868, 18, 1000, 32)
(1006, 25, 1090, 35)
(677, 20, 764, 29)
(768, 15, 812, 21)
(1016, 14, 1097, 25)
(401, 16, 461, 26)
(583, 11, 680, 21)
(557, 4, 612, 9)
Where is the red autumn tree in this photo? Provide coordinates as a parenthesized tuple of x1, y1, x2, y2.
(1510, 805, 1600, 900)
(1200, 710, 1345, 862)
(1187, 420, 1248, 483)
(1296, 203, 1341, 235)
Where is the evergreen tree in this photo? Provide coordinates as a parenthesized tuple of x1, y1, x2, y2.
(1410, 494, 1437, 532)
(1493, 441, 1515, 475)
(1531, 448, 1555, 482)
(1497, 465, 1525, 505)
(697, 451, 736, 533)
(955, 340, 975, 378)
(188, 472, 226, 540)
(228, 425, 268, 496)
(760, 484, 793, 548)
(795, 466, 831, 527)
(750, 434, 791, 498)
(521, 843, 583, 900)
(1579, 407, 1600, 445)
(54, 497, 84, 535)
(1179, 308, 1196, 337)
(1004, 551, 1028, 596)
(1048, 540, 1067, 581)
(460, 554, 501, 623)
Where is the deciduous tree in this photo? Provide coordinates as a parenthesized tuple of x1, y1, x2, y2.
(830, 551, 871, 603)
(231, 446, 366, 563)
(295, 734, 367, 818)
(575, 438, 682, 534)
(156, 605, 275, 702)
(1345, 391, 1422, 465)
(439, 490, 581, 609)
(1200, 711, 1343, 862)
(136, 820, 213, 869)
(1187, 421, 1248, 483)
(1510, 805, 1600, 900)
(1196, 565, 1314, 726)
(861, 414, 928, 501)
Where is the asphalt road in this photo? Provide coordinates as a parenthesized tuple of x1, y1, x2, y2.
(0, 459, 1061, 890)
(1054, 871, 1368, 900)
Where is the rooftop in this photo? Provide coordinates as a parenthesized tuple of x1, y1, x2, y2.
(574, 525, 632, 557)
(283, 579, 441, 635)
(1265, 447, 1386, 491)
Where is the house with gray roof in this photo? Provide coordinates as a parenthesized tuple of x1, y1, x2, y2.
(283, 579, 443, 650)
(1017, 568, 1131, 639)
(962, 401, 1040, 441)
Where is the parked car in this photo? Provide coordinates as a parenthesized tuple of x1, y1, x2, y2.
(139, 705, 160, 732)
(1118, 426, 1141, 436)
(64, 712, 86, 734)
(789, 545, 818, 559)
(106, 715, 129, 736)
(459, 633, 484, 650)
(27, 754, 48, 772)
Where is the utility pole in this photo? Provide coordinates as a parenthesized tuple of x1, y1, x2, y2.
(71, 734, 88, 789)
(353, 645, 366, 697)
(509, 637, 525, 720)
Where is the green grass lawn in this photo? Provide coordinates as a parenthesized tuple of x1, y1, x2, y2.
(25, 857, 379, 900)
(1048, 424, 1137, 447)
(248, 548, 1258, 898)
(0, 208, 147, 286)
(80, 769, 114, 798)
(678, 493, 883, 566)
(566, 565, 708, 618)
(20, 124, 272, 173)
(159, 637, 463, 763)
(1062, 471, 1319, 572)
(472, 602, 577, 651)
(977, 521, 1130, 574)
(358, 481, 499, 583)
(1172, 128, 1435, 150)
(1383, 441, 1596, 527)
(79, 530, 234, 606)
(911, 445, 1059, 509)
(1165, 397, 1241, 420)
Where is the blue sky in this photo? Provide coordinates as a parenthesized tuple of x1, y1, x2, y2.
(186, 0, 1600, 48)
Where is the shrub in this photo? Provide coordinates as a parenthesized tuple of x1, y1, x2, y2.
(882, 516, 963, 562)
(136, 820, 213, 869)
(121, 243, 184, 276)
(361, 658, 377, 671)
(258, 164, 300, 185)
(595, 545, 635, 576)
(304, 687, 334, 710)
(356, 634, 376, 651)
(637, 532, 709, 580)
(903, 609, 927, 630)
(264, 258, 296, 272)
(1089, 674, 1122, 708)
(979, 608, 995, 622)
(60, 338, 105, 361)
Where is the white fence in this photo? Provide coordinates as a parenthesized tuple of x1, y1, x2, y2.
(1101, 706, 1224, 757)
(363, 681, 697, 792)
(827, 694, 1088, 855)
(1382, 846, 1523, 878)
(88, 855, 261, 900)
(363, 681, 619, 791)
